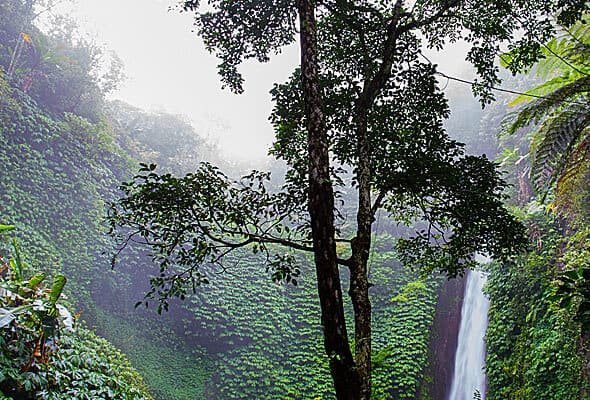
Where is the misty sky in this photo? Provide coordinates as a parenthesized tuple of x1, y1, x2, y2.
(64, 0, 477, 163)
(64, 0, 297, 162)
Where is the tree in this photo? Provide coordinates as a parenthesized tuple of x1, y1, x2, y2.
(108, 1, 587, 398)
(106, 100, 215, 175)
(0, 0, 123, 121)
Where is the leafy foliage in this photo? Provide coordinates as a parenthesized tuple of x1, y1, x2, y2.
(485, 209, 589, 400)
(106, 101, 215, 176)
(107, 162, 311, 309)
(36, 327, 152, 400)
(497, 18, 590, 363)
(0, 223, 152, 399)
(91, 309, 213, 400)
(108, 17, 529, 309)
(502, 16, 590, 200)
(158, 236, 441, 399)
(550, 227, 590, 332)
(0, 47, 215, 398)
(0, 79, 443, 400)
(0, 0, 123, 121)
(183, 0, 588, 101)
(0, 237, 68, 397)
(270, 63, 526, 277)
(112, 1, 562, 394)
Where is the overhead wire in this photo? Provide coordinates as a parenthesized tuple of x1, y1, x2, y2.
(419, 53, 589, 107)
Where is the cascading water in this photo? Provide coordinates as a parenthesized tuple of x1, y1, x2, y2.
(448, 268, 490, 400)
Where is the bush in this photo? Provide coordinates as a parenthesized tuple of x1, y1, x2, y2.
(0, 223, 152, 399)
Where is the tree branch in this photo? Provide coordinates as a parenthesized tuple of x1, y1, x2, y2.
(371, 190, 386, 217)
(398, 0, 461, 33)
(357, 0, 404, 109)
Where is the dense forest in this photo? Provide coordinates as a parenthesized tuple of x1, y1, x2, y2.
(0, 0, 589, 399)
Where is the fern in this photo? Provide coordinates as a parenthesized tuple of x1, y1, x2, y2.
(500, 16, 590, 78)
(508, 75, 572, 106)
(555, 131, 590, 216)
(530, 100, 590, 195)
(503, 76, 590, 135)
(559, 131, 590, 186)
(501, 15, 590, 206)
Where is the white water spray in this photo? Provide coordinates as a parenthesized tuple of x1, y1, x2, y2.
(448, 268, 490, 400)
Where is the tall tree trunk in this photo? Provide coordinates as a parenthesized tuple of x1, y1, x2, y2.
(297, 0, 360, 398)
(350, 109, 373, 400)
(347, 14, 406, 395)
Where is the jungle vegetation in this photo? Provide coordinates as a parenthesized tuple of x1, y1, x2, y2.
(0, 0, 589, 399)
(109, 1, 587, 399)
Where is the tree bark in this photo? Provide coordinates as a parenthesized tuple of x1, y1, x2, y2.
(297, 0, 360, 398)
(350, 107, 373, 400)
(346, 13, 408, 396)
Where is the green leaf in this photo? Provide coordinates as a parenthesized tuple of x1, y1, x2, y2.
(48, 274, 67, 306)
(27, 272, 46, 289)
(0, 310, 16, 328)
(0, 224, 15, 233)
(10, 238, 25, 282)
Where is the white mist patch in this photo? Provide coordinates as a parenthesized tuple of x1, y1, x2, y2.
(448, 268, 490, 400)
(51, 0, 298, 164)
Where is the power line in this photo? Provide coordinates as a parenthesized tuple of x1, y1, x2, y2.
(540, 42, 590, 78)
(437, 71, 555, 99)
(419, 53, 589, 106)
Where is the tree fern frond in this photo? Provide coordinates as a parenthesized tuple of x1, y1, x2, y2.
(562, 43, 590, 70)
(529, 17, 590, 81)
(555, 131, 590, 218)
(531, 101, 590, 195)
(537, 37, 578, 79)
(503, 76, 590, 135)
(564, 15, 590, 44)
(503, 16, 590, 210)
(508, 75, 573, 106)
(557, 131, 590, 187)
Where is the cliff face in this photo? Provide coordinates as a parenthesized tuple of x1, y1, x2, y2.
(418, 276, 466, 400)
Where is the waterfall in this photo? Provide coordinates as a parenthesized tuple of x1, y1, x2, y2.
(448, 268, 490, 400)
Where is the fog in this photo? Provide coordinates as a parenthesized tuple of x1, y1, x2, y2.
(59, 0, 481, 165)
(64, 0, 298, 163)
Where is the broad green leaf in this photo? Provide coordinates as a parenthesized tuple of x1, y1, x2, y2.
(0, 308, 15, 328)
(10, 238, 25, 282)
(48, 274, 67, 306)
(27, 272, 46, 289)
